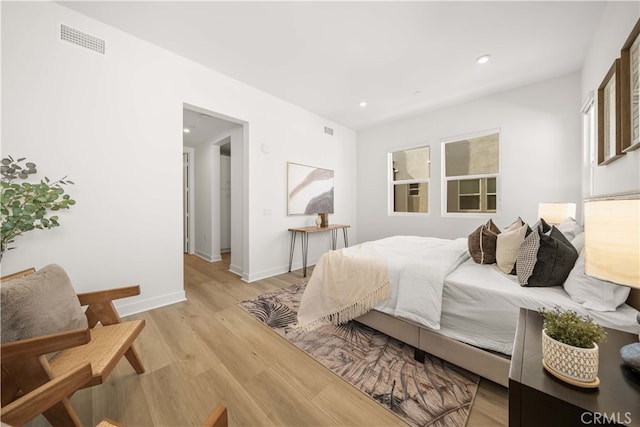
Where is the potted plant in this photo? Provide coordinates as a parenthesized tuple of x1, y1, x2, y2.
(540, 307, 607, 385)
(0, 156, 76, 261)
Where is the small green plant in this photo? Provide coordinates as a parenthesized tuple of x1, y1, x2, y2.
(0, 156, 76, 260)
(540, 306, 606, 349)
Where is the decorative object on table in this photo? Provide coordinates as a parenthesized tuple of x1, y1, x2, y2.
(597, 59, 624, 165)
(620, 18, 640, 152)
(239, 282, 479, 427)
(314, 214, 322, 227)
(319, 212, 328, 227)
(287, 162, 334, 215)
(621, 313, 640, 372)
(540, 307, 606, 387)
(0, 156, 76, 261)
(583, 193, 640, 373)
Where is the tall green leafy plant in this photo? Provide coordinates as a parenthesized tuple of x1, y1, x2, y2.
(0, 156, 76, 260)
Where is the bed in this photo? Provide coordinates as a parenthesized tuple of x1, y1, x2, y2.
(296, 222, 640, 387)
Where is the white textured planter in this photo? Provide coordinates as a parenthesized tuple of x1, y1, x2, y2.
(542, 329, 599, 383)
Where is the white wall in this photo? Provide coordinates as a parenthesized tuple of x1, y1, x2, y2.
(1, 2, 357, 313)
(357, 73, 582, 243)
(581, 2, 640, 196)
(192, 141, 221, 262)
(245, 119, 358, 281)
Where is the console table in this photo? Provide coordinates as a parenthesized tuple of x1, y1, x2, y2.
(509, 308, 640, 427)
(288, 224, 350, 277)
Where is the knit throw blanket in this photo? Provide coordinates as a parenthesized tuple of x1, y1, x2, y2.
(296, 244, 390, 331)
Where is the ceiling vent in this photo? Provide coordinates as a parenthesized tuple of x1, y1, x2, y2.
(324, 126, 334, 136)
(60, 24, 105, 55)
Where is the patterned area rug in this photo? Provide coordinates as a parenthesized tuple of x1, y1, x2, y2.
(239, 282, 479, 427)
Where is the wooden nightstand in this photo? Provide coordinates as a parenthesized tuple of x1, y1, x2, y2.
(509, 308, 640, 427)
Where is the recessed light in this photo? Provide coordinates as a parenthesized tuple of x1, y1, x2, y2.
(476, 55, 491, 64)
(183, 128, 190, 133)
(359, 101, 367, 107)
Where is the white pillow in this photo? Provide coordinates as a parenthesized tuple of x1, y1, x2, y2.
(570, 232, 585, 253)
(563, 253, 630, 311)
(559, 217, 583, 241)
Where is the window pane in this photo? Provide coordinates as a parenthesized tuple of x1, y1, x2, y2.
(487, 195, 497, 211)
(446, 178, 496, 213)
(444, 133, 499, 177)
(487, 177, 497, 193)
(393, 183, 428, 213)
(460, 195, 480, 210)
(392, 146, 430, 180)
(459, 179, 479, 194)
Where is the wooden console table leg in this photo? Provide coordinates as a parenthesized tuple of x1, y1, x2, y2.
(331, 229, 338, 250)
(343, 228, 349, 247)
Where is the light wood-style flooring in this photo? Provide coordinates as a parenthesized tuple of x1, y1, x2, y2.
(28, 254, 508, 426)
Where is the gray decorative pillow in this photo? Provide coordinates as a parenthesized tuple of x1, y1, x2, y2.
(1, 264, 88, 343)
(468, 219, 501, 264)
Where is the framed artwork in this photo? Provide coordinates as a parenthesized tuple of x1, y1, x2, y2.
(597, 59, 623, 165)
(287, 162, 334, 215)
(620, 18, 640, 152)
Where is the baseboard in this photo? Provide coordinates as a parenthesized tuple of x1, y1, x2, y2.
(195, 250, 222, 263)
(116, 290, 187, 318)
(229, 263, 243, 278)
(244, 258, 319, 283)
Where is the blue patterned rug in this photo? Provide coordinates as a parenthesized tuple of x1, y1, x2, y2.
(239, 282, 479, 427)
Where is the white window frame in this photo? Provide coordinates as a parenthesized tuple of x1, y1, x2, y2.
(441, 128, 501, 218)
(388, 143, 431, 216)
(581, 92, 596, 198)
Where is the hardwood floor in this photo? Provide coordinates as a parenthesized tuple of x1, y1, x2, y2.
(28, 254, 508, 426)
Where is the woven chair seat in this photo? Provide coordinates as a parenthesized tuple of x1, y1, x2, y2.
(49, 320, 145, 388)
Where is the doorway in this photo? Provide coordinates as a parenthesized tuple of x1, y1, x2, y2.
(182, 104, 245, 277)
(219, 140, 231, 254)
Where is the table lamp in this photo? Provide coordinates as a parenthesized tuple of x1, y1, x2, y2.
(538, 202, 577, 225)
(583, 192, 640, 372)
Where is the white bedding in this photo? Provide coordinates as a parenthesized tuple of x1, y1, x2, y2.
(369, 236, 470, 330)
(305, 235, 639, 356)
(438, 258, 640, 355)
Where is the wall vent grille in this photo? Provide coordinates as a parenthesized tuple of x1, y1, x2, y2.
(60, 24, 105, 54)
(324, 126, 334, 136)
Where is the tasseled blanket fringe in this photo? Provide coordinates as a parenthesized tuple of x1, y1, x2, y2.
(296, 279, 390, 331)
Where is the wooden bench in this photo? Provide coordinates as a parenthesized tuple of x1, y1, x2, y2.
(1, 267, 145, 426)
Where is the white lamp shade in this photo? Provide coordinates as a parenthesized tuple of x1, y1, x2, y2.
(584, 196, 640, 289)
(537, 203, 576, 225)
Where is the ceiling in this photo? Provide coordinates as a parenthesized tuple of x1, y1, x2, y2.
(59, 1, 608, 131)
(182, 108, 238, 150)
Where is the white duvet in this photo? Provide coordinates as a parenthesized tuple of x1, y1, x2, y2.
(365, 236, 470, 330)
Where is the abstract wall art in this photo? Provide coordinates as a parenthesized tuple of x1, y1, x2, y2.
(287, 162, 334, 215)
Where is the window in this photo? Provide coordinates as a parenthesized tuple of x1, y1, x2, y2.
(581, 93, 595, 196)
(389, 145, 430, 214)
(443, 131, 499, 214)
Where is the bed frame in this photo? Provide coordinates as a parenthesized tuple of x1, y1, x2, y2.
(356, 288, 640, 388)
